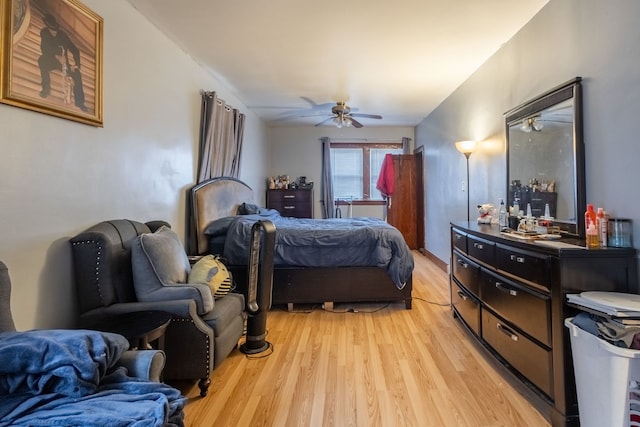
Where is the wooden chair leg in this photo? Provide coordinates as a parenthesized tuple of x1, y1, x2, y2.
(198, 377, 211, 397)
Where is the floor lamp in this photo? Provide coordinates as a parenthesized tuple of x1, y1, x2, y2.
(455, 140, 477, 222)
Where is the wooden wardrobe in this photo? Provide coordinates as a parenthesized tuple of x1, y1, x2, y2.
(386, 153, 424, 251)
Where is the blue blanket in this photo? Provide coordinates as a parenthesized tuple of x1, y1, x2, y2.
(0, 329, 185, 426)
(219, 210, 414, 288)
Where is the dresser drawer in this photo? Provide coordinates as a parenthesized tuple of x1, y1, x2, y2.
(452, 250, 480, 296)
(496, 244, 550, 289)
(482, 310, 553, 398)
(480, 269, 551, 346)
(451, 280, 480, 336)
(467, 234, 495, 266)
(267, 189, 312, 203)
(451, 228, 467, 253)
(267, 189, 313, 218)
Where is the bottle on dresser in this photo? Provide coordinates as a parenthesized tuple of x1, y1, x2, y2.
(596, 207, 608, 247)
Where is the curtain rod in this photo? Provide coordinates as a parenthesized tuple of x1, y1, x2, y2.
(325, 137, 411, 143)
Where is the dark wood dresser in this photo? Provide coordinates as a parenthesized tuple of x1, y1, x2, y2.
(450, 221, 638, 427)
(266, 188, 313, 218)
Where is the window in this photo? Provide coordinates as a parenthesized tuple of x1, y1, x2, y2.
(330, 142, 403, 204)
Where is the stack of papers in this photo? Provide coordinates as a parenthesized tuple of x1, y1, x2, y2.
(567, 292, 640, 318)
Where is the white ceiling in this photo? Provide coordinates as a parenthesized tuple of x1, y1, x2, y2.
(127, 0, 549, 127)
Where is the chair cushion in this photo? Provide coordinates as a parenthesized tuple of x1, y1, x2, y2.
(188, 255, 233, 299)
(201, 292, 245, 336)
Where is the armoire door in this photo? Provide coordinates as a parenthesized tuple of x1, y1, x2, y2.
(387, 154, 422, 250)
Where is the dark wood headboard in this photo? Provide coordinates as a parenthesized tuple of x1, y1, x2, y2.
(190, 177, 254, 255)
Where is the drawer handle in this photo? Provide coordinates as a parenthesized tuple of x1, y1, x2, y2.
(456, 234, 463, 240)
(509, 254, 525, 263)
(495, 282, 518, 296)
(473, 242, 484, 250)
(457, 290, 468, 301)
(283, 206, 295, 209)
(497, 323, 519, 341)
(457, 259, 468, 269)
(283, 195, 296, 199)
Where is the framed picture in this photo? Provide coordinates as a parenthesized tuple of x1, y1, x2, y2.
(0, 0, 103, 126)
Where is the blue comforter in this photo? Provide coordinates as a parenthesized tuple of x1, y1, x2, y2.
(218, 210, 414, 289)
(0, 329, 185, 427)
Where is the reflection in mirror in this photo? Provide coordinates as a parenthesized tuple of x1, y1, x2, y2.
(505, 78, 585, 237)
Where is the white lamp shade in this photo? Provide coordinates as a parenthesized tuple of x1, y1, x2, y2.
(455, 140, 477, 155)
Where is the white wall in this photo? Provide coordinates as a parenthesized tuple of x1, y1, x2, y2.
(0, 0, 270, 330)
(417, 0, 640, 275)
(269, 126, 415, 219)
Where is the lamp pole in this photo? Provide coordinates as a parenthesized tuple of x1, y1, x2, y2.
(455, 140, 477, 224)
(464, 152, 471, 223)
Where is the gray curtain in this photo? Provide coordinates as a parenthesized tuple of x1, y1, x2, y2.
(189, 91, 245, 254)
(197, 91, 245, 182)
(402, 136, 411, 153)
(320, 137, 334, 218)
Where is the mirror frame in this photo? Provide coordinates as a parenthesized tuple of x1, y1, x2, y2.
(505, 77, 585, 237)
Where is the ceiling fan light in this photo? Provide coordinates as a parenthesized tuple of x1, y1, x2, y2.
(532, 118, 544, 131)
(344, 117, 352, 127)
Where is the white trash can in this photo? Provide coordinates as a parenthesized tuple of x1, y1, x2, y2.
(565, 317, 640, 427)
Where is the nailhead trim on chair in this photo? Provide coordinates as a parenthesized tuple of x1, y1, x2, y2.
(71, 240, 105, 305)
(170, 317, 211, 373)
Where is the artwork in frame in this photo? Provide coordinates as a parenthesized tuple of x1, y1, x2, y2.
(0, 0, 103, 127)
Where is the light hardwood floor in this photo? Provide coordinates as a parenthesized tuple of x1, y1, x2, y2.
(170, 251, 550, 427)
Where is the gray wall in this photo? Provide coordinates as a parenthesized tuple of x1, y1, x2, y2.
(0, 0, 270, 329)
(417, 0, 640, 268)
(269, 126, 415, 219)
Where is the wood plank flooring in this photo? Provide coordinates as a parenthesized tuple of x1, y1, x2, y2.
(170, 251, 550, 427)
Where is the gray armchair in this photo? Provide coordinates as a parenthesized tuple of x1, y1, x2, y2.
(70, 219, 245, 396)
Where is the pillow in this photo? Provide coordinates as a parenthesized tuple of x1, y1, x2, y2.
(135, 226, 190, 283)
(203, 216, 236, 236)
(237, 202, 261, 215)
(131, 226, 214, 314)
(188, 255, 234, 299)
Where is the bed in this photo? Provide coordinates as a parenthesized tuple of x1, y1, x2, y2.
(189, 177, 414, 309)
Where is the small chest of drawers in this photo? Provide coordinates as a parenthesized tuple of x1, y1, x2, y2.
(266, 189, 313, 218)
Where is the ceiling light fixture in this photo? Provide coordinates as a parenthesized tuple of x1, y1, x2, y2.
(334, 113, 352, 128)
(520, 116, 544, 133)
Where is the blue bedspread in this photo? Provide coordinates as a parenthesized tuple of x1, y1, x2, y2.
(0, 329, 185, 427)
(219, 210, 414, 288)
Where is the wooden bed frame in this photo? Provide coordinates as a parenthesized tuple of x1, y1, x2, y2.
(189, 177, 412, 309)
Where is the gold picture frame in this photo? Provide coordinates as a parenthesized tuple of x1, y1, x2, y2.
(0, 0, 103, 127)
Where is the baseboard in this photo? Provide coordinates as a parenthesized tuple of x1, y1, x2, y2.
(418, 248, 448, 273)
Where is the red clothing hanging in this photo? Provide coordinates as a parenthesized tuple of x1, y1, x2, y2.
(376, 153, 395, 197)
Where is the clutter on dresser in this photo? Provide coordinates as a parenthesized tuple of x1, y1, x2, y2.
(267, 175, 313, 190)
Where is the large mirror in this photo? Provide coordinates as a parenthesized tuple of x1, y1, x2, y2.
(505, 77, 585, 237)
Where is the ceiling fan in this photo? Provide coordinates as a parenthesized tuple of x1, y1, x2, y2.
(309, 102, 383, 128)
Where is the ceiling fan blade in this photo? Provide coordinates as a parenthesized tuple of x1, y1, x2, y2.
(350, 113, 382, 119)
(315, 116, 335, 127)
(300, 97, 336, 110)
(349, 118, 363, 128)
(299, 113, 332, 118)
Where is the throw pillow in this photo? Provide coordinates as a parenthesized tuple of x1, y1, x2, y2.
(188, 255, 233, 299)
(134, 226, 190, 285)
(131, 226, 214, 315)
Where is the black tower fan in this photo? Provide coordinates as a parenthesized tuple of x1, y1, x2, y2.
(240, 220, 276, 354)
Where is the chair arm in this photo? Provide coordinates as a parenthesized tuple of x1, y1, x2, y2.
(117, 349, 166, 382)
(138, 283, 213, 315)
(80, 299, 207, 325)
